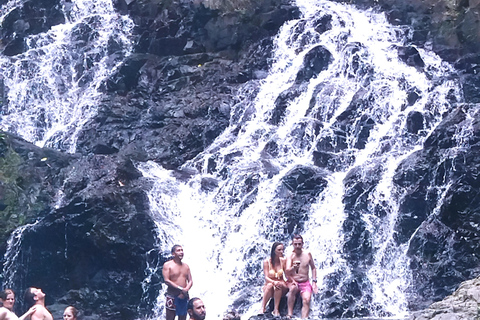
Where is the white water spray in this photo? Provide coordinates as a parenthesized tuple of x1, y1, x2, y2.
(138, 0, 462, 319)
(0, 0, 133, 152)
(2, 221, 39, 288)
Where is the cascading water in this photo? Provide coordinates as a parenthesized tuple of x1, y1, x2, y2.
(2, 221, 39, 289)
(137, 0, 463, 319)
(0, 0, 134, 152)
(0, 0, 467, 318)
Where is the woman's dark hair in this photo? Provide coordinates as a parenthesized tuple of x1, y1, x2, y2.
(270, 242, 283, 263)
(0, 288, 14, 301)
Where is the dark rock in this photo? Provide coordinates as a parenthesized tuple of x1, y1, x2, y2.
(0, 0, 65, 56)
(410, 276, 480, 320)
(397, 45, 425, 69)
(276, 165, 328, 233)
(295, 45, 332, 83)
(406, 111, 424, 134)
(270, 86, 302, 125)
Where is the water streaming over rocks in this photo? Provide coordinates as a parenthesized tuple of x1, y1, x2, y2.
(0, 0, 479, 319)
(0, 0, 134, 152)
(136, 0, 464, 319)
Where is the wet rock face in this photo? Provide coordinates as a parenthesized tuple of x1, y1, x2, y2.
(0, 134, 74, 246)
(1, 0, 480, 319)
(76, 0, 300, 169)
(0, 134, 160, 319)
(395, 108, 480, 309)
(333, 0, 480, 61)
(0, 0, 65, 56)
(0, 1, 300, 319)
(410, 276, 480, 320)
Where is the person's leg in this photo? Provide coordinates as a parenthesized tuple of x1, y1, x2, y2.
(300, 291, 312, 319)
(166, 309, 176, 320)
(175, 296, 188, 320)
(260, 283, 274, 313)
(287, 283, 298, 317)
(166, 295, 176, 320)
(273, 283, 288, 316)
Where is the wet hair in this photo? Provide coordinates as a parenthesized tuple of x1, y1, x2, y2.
(65, 306, 79, 319)
(23, 288, 35, 308)
(187, 297, 201, 311)
(292, 234, 303, 242)
(171, 244, 182, 254)
(270, 242, 283, 263)
(0, 289, 14, 301)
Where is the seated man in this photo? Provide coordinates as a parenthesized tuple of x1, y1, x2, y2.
(285, 235, 318, 319)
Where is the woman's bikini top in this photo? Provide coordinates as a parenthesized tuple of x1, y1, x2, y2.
(268, 259, 284, 280)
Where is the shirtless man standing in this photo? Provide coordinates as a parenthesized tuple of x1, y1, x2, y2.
(162, 245, 193, 320)
(285, 234, 318, 319)
(23, 287, 53, 320)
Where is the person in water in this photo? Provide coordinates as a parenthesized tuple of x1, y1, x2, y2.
(162, 244, 193, 320)
(0, 289, 36, 320)
(260, 242, 289, 316)
(63, 306, 78, 320)
(285, 234, 318, 319)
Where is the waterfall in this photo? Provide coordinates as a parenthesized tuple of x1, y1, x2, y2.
(0, 0, 467, 318)
(2, 221, 39, 289)
(137, 0, 462, 319)
(0, 0, 134, 152)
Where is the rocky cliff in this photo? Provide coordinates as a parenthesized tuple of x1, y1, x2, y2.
(1, 0, 480, 319)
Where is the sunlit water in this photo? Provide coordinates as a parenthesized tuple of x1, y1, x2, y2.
(0, 0, 469, 319)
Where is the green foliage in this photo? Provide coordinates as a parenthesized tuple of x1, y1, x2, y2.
(0, 146, 30, 242)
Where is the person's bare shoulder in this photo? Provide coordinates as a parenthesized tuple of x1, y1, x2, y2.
(0, 307, 8, 320)
(163, 259, 173, 266)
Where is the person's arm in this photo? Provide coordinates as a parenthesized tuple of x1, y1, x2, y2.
(19, 306, 37, 320)
(263, 259, 275, 285)
(285, 254, 295, 277)
(184, 265, 193, 292)
(281, 257, 287, 281)
(308, 252, 318, 294)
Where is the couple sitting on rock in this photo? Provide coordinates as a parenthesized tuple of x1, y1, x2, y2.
(260, 234, 318, 319)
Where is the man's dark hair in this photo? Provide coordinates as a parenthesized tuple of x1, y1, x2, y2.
(270, 242, 283, 263)
(171, 244, 182, 254)
(187, 297, 201, 311)
(292, 234, 303, 242)
(23, 287, 35, 308)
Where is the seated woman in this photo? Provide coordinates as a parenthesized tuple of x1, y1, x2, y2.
(260, 242, 289, 316)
